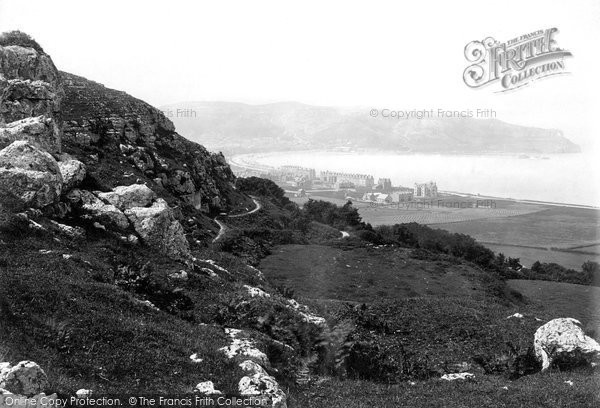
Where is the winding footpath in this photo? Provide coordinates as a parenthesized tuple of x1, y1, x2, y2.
(212, 197, 262, 243)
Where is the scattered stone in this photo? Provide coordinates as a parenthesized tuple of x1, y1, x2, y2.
(169, 270, 189, 281)
(195, 381, 221, 395)
(565, 380, 574, 386)
(189, 354, 203, 363)
(76, 389, 93, 398)
(200, 268, 218, 278)
(507, 313, 524, 319)
(440, 372, 475, 381)
(534, 318, 600, 370)
(285, 299, 326, 326)
(244, 285, 270, 298)
(62, 254, 72, 260)
(219, 328, 269, 366)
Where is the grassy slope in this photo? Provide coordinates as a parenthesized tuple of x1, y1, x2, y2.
(507, 280, 600, 332)
(0, 213, 315, 397)
(259, 243, 600, 407)
(260, 244, 503, 303)
(290, 371, 600, 408)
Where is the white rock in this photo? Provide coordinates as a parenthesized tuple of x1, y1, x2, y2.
(190, 354, 203, 363)
(58, 158, 86, 191)
(195, 381, 221, 395)
(124, 198, 191, 260)
(66, 189, 129, 230)
(441, 372, 475, 381)
(507, 313, 524, 319)
(534, 318, 600, 371)
(76, 389, 93, 398)
(97, 184, 156, 211)
(0, 361, 49, 396)
(169, 270, 188, 281)
(219, 329, 269, 366)
(565, 380, 574, 386)
(0, 140, 63, 209)
(238, 365, 286, 408)
(285, 299, 326, 326)
(244, 285, 270, 298)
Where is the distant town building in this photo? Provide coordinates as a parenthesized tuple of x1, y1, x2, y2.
(362, 192, 393, 204)
(280, 165, 316, 181)
(390, 190, 413, 202)
(414, 181, 438, 198)
(320, 171, 375, 189)
(376, 178, 393, 191)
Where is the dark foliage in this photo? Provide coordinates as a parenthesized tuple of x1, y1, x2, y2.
(0, 31, 45, 54)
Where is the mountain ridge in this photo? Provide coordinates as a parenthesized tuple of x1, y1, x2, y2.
(161, 101, 580, 155)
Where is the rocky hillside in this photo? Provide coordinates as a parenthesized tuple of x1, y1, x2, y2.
(162, 101, 581, 155)
(0, 32, 322, 407)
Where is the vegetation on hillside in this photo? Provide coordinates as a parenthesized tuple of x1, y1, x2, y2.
(0, 30, 45, 53)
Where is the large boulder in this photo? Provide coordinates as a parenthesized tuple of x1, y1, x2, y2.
(65, 189, 129, 230)
(0, 361, 49, 396)
(124, 198, 190, 260)
(534, 318, 600, 370)
(58, 157, 86, 191)
(0, 140, 62, 209)
(97, 184, 156, 211)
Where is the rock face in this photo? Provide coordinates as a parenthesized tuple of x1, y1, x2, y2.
(124, 198, 191, 261)
(0, 140, 63, 209)
(59, 72, 242, 213)
(0, 43, 63, 153)
(0, 361, 49, 396)
(66, 185, 191, 260)
(534, 318, 600, 370)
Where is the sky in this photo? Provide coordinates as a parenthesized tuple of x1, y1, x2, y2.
(1, 0, 599, 150)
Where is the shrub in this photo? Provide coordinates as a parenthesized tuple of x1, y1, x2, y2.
(0, 31, 45, 53)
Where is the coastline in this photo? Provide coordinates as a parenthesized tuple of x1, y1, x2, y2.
(229, 150, 599, 209)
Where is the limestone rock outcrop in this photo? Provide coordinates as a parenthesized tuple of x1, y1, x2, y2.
(59, 72, 240, 212)
(0, 41, 63, 153)
(124, 198, 191, 261)
(0, 140, 62, 209)
(534, 318, 600, 370)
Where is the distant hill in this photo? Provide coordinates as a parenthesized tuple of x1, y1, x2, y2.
(160, 101, 581, 155)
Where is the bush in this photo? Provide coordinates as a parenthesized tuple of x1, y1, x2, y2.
(235, 177, 291, 208)
(0, 31, 45, 53)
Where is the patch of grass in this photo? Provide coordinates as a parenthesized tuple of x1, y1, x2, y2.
(290, 369, 600, 408)
(259, 244, 505, 303)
